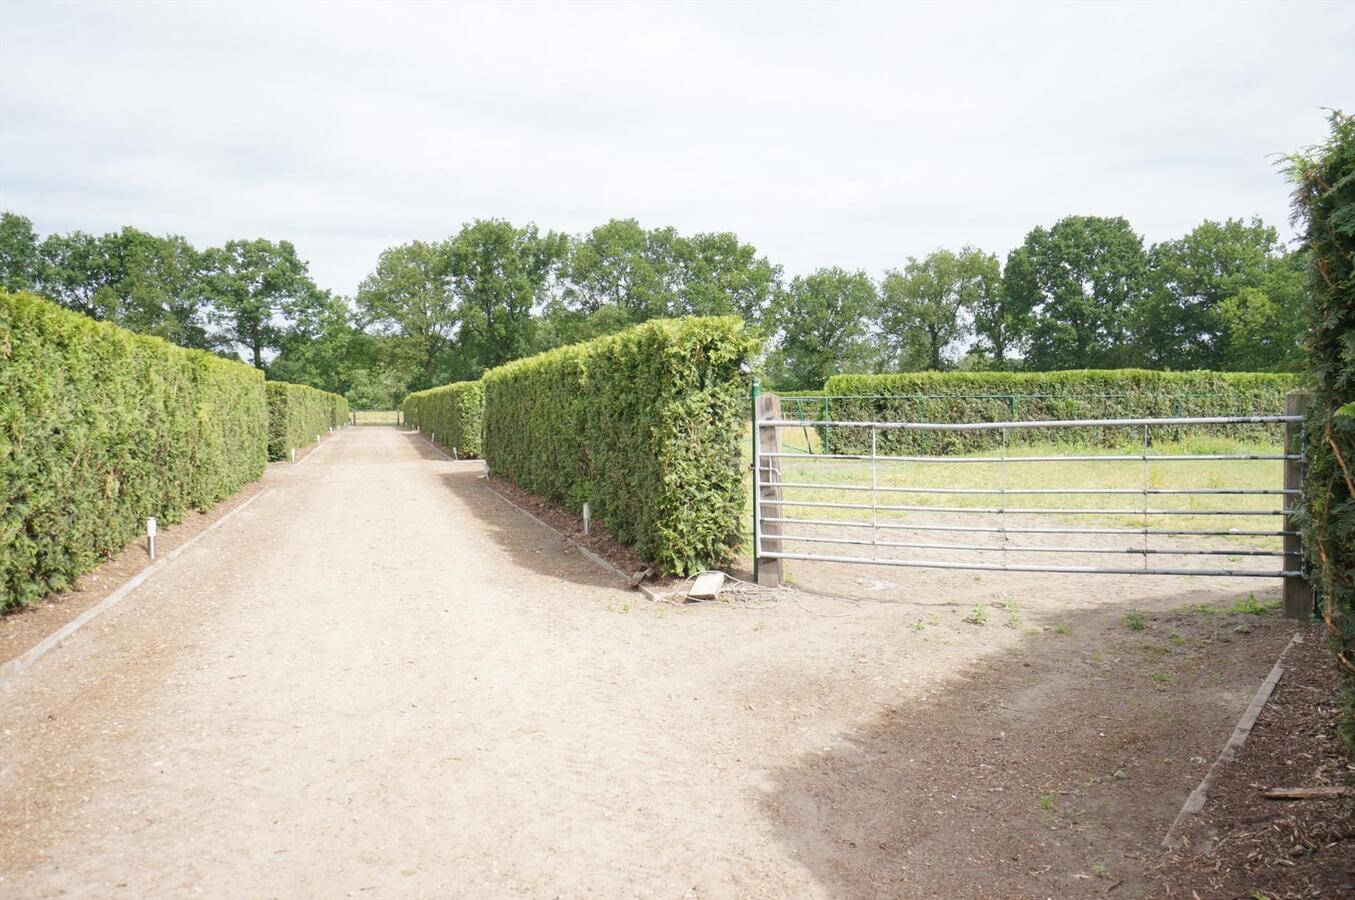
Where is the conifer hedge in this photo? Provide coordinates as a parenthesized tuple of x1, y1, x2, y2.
(402, 380, 484, 458)
(265, 381, 349, 461)
(1289, 111, 1355, 751)
(482, 316, 757, 575)
(0, 290, 268, 611)
(816, 370, 1297, 454)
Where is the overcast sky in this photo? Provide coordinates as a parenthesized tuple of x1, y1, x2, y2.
(2, 1, 1352, 295)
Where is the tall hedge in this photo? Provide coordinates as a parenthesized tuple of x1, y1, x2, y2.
(1289, 111, 1355, 750)
(266, 381, 349, 461)
(483, 316, 757, 575)
(0, 291, 267, 611)
(814, 370, 1297, 454)
(402, 380, 484, 458)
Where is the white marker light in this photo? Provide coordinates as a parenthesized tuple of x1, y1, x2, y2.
(146, 517, 158, 560)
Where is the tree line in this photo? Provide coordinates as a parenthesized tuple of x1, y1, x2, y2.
(0, 210, 1307, 406)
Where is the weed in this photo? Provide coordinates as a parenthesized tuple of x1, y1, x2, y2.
(1053, 624, 1070, 635)
(909, 619, 927, 632)
(1005, 599, 1022, 629)
(1112, 769, 1127, 781)
(1038, 793, 1056, 811)
(1091, 864, 1108, 878)
(1234, 622, 1253, 634)
(1168, 631, 1185, 645)
(966, 604, 989, 626)
(929, 613, 942, 626)
(1151, 671, 1174, 684)
(1124, 609, 1147, 632)
(1232, 593, 1279, 616)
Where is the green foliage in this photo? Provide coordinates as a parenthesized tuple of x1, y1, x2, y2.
(1007, 216, 1148, 370)
(819, 369, 1297, 454)
(482, 316, 758, 575)
(199, 238, 317, 368)
(0, 290, 267, 611)
(447, 219, 569, 374)
(265, 381, 349, 461)
(403, 380, 485, 459)
(1288, 110, 1355, 752)
(769, 267, 879, 388)
(356, 239, 462, 389)
(880, 248, 1001, 370)
(0, 212, 41, 293)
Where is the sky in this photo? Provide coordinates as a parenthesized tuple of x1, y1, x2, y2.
(2, 1, 1353, 296)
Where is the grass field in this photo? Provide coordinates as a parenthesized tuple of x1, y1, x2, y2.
(745, 426, 1291, 555)
(352, 410, 400, 426)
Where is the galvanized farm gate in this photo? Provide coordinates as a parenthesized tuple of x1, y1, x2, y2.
(751, 385, 1313, 619)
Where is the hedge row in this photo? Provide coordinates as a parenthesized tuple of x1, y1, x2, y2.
(0, 290, 268, 611)
(266, 381, 349, 461)
(1289, 112, 1355, 751)
(483, 317, 757, 575)
(813, 370, 1299, 454)
(402, 380, 484, 458)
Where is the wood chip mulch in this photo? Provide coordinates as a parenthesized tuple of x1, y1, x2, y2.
(1154, 625, 1355, 898)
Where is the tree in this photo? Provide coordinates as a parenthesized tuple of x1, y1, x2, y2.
(35, 226, 210, 349)
(356, 240, 459, 389)
(563, 219, 675, 321)
(1008, 216, 1148, 370)
(1214, 249, 1309, 371)
(0, 212, 41, 293)
(879, 248, 999, 370)
(770, 267, 879, 387)
(1134, 218, 1298, 370)
(199, 239, 315, 368)
(447, 219, 568, 373)
(672, 231, 781, 324)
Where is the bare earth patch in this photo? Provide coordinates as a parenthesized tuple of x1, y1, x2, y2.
(1153, 630, 1355, 897)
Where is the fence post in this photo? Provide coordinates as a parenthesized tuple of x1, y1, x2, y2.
(1283, 391, 1313, 619)
(755, 390, 783, 588)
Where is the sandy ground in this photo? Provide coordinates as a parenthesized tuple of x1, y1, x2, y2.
(0, 427, 1300, 898)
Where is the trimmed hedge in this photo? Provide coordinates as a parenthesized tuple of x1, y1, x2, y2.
(817, 370, 1299, 454)
(402, 380, 484, 458)
(1, 290, 267, 611)
(266, 381, 349, 461)
(1289, 111, 1355, 750)
(483, 316, 758, 575)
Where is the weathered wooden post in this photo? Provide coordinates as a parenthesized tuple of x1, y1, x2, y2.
(1283, 391, 1313, 619)
(755, 388, 783, 588)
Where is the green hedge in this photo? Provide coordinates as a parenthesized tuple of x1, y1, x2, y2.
(402, 380, 484, 458)
(816, 370, 1299, 454)
(265, 381, 348, 461)
(483, 316, 758, 575)
(1289, 111, 1355, 750)
(0, 291, 267, 611)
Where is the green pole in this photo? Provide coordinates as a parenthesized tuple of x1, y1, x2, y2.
(751, 378, 761, 584)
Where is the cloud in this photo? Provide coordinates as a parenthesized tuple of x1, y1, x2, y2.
(2, 1, 1351, 293)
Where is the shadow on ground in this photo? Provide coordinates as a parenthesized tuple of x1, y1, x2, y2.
(759, 590, 1300, 899)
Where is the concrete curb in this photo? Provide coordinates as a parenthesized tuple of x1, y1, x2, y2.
(1162, 631, 1304, 849)
(479, 482, 642, 590)
(0, 487, 272, 685)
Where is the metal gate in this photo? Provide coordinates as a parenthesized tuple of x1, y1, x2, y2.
(751, 387, 1312, 616)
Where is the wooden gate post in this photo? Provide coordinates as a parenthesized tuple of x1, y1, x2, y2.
(756, 392, 784, 588)
(1283, 391, 1313, 619)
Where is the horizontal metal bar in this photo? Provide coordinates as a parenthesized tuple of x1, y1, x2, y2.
(772, 498, 1289, 516)
(760, 415, 1299, 432)
(774, 533, 1289, 556)
(758, 515, 1297, 538)
(760, 481, 1297, 497)
(757, 550, 1296, 578)
(759, 452, 1297, 463)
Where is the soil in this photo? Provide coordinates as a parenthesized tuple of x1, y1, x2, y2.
(1152, 631, 1355, 897)
(0, 435, 330, 669)
(0, 425, 1344, 898)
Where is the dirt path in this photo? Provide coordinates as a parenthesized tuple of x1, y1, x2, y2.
(0, 427, 1299, 898)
